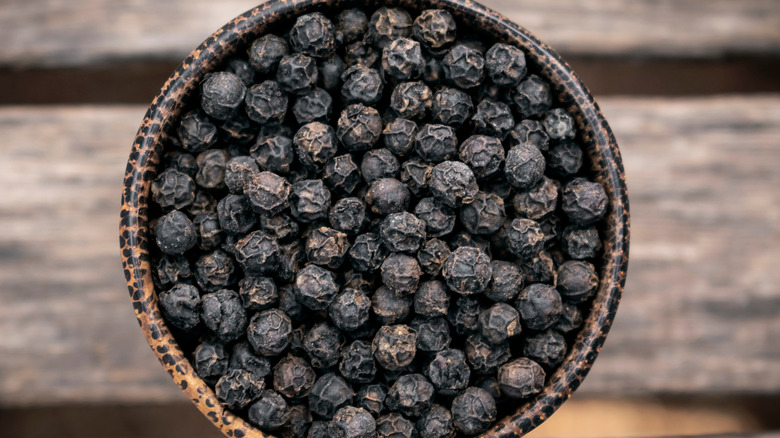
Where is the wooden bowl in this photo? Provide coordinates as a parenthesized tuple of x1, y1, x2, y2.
(119, 0, 630, 436)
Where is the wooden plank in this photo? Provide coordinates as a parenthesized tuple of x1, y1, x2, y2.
(1, 0, 779, 68)
(0, 96, 779, 405)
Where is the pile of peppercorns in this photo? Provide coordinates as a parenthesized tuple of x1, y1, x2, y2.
(150, 6, 606, 438)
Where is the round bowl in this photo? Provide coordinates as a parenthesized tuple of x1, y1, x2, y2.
(119, 0, 630, 436)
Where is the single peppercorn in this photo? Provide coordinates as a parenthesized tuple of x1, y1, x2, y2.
(201, 289, 248, 342)
(426, 348, 470, 396)
(238, 275, 278, 312)
(442, 44, 484, 89)
(155, 210, 197, 255)
(341, 66, 384, 105)
(194, 249, 237, 292)
(290, 179, 332, 223)
(336, 103, 383, 152)
(505, 218, 544, 259)
(245, 171, 291, 216)
(357, 383, 387, 416)
(200, 71, 246, 120)
(548, 141, 584, 178)
(323, 154, 362, 195)
(485, 43, 527, 87)
(379, 212, 427, 253)
(448, 296, 484, 336)
(479, 303, 521, 344)
(336, 8, 367, 43)
(413, 198, 455, 238)
(372, 286, 412, 325)
(414, 124, 457, 162)
(251, 134, 294, 174)
(400, 158, 432, 196)
(289, 13, 339, 59)
(472, 99, 515, 140)
(464, 334, 510, 374)
(383, 37, 425, 81)
(412, 316, 451, 352)
(305, 226, 350, 269)
(247, 309, 292, 357)
(380, 253, 423, 296)
(177, 111, 218, 153)
(418, 240, 452, 279)
(497, 358, 546, 399)
(509, 119, 551, 152)
(294, 122, 338, 170)
(327, 197, 366, 235)
(245, 80, 288, 125)
(524, 329, 568, 369)
(377, 413, 416, 438)
(561, 225, 602, 259)
(320, 54, 346, 91)
(522, 250, 556, 284)
(308, 420, 330, 438)
(165, 151, 198, 180)
(458, 135, 505, 180)
(259, 213, 299, 243)
(413, 9, 457, 53)
(224, 156, 259, 195)
(372, 324, 417, 370)
(248, 390, 290, 430)
(215, 369, 264, 410)
(562, 177, 608, 225)
(441, 246, 492, 295)
(249, 34, 289, 73)
(513, 176, 559, 221)
(277, 53, 319, 95)
(512, 74, 552, 119)
(195, 149, 229, 190)
(362, 149, 400, 183)
(451, 387, 497, 436)
(216, 194, 256, 236)
(309, 373, 355, 419)
(485, 260, 524, 302)
(516, 283, 563, 331)
(386, 373, 435, 417)
(226, 57, 256, 86)
(460, 192, 506, 235)
(432, 87, 473, 127)
(303, 324, 344, 373)
(383, 118, 418, 157)
(554, 302, 584, 333)
(543, 108, 576, 142)
(429, 161, 478, 208)
(328, 287, 371, 332)
(348, 233, 388, 272)
(366, 7, 413, 49)
(329, 406, 377, 438)
(194, 340, 229, 381)
(294, 264, 338, 310)
(158, 283, 201, 331)
(234, 230, 280, 275)
(155, 254, 192, 289)
(152, 168, 195, 210)
(504, 144, 545, 190)
(344, 40, 380, 68)
(557, 260, 598, 303)
(414, 280, 450, 317)
(390, 81, 433, 120)
(339, 340, 378, 384)
(284, 405, 313, 438)
(417, 404, 454, 438)
(365, 178, 410, 215)
(292, 87, 333, 124)
(448, 231, 492, 257)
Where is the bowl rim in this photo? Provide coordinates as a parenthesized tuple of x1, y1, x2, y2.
(119, 0, 630, 437)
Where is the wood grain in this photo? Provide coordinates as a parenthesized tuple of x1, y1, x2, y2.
(0, 97, 779, 405)
(1, 0, 779, 68)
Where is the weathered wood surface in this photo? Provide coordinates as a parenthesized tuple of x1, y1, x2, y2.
(2, 0, 779, 68)
(0, 96, 779, 405)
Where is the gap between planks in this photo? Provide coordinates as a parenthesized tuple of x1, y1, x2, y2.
(0, 96, 778, 405)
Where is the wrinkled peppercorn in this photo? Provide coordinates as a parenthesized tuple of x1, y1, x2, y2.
(554, 302, 583, 333)
(458, 135, 505, 180)
(383, 118, 418, 157)
(276, 53, 319, 95)
(245, 80, 288, 124)
(195, 149, 229, 190)
(155, 254, 192, 289)
(246, 171, 291, 216)
(543, 108, 576, 142)
(485, 43, 527, 87)
(432, 87, 472, 127)
(523, 329, 567, 368)
(341, 66, 384, 105)
(159, 283, 201, 331)
(309, 373, 355, 419)
(304, 322, 344, 369)
(485, 260, 523, 302)
(336, 8, 368, 43)
(201, 71, 246, 120)
(238, 275, 277, 312)
(305, 226, 350, 269)
(366, 178, 411, 215)
(290, 13, 339, 59)
(372, 324, 417, 370)
(216, 194, 255, 235)
(194, 249, 237, 292)
(328, 288, 370, 332)
(521, 250, 556, 284)
(290, 179, 332, 223)
(417, 404, 454, 438)
(259, 213, 299, 243)
(516, 284, 563, 331)
(512, 74, 552, 119)
(509, 119, 551, 152)
(248, 390, 290, 430)
(224, 156, 259, 195)
(460, 191, 506, 235)
(337, 104, 383, 152)
(284, 404, 313, 438)
(215, 368, 265, 410)
(414, 280, 450, 317)
(295, 264, 338, 310)
(429, 161, 478, 208)
(497, 358, 545, 399)
(379, 212, 427, 253)
(441, 246, 492, 295)
(329, 406, 377, 438)
(295, 122, 338, 170)
(251, 135, 294, 174)
(391, 81, 433, 120)
(400, 159, 432, 196)
(277, 240, 305, 284)
(414, 124, 457, 163)
(386, 373, 435, 417)
(513, 176, 559, 221)
(557, 260, 598, 303)
(344, 40, 380, 68)
(472, 99, 514, 140)
(548, 141, 584, 178)
(413, 9, 457, 54)
(362, 148, 401, 183)
(194, 339, 229, 381)
(561, 225, 602, 259)
(562, 177, 608, 225)
(417, 239, 452, 278)
(442, 44, 484, 89)
(366, 7, 413, 49)
(464, 334, 510, 374)
(411, 316, 451, 352)
(504, 144, 545, 190)
(249, 34, 289, 73)
(426, 348, 470, 396)
(505, 218, 544, 259)
(380, 253, 423, 296)
(323, 154, 362, 195)
(478, 303, 521, 344)
(356, 383, 387, 416)
(178, 111, 218, 153)
(234, 230, 280, 275)
(152, 168, 195, 210)
(377, 413, 416, 438)
(155, 210, 197, 255)
(339, 340, 377, 383)
(202, 289, 248, 342)
(247, 309, 293, 357)
(348, 233, 388, 272)
(383, 37, 425, 81)
(448, 296, 484, 336)
(413, 198, 455, 238)
(292, 88, 333, 124)
(372, 286, 412, 325)
(451, 387, 496, 435)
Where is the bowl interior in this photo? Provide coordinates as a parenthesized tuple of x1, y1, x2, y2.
(119, 0, 630, 437)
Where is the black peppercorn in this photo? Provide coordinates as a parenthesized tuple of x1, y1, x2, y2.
(328, 197, 367, 235)
(194, 339, 229, 381)
(412, 198, 454, 238)
(561, 225, 602, 259)
(308, 421, 329, 438)
(485, 43, 527, 87)
(429, 161, 478, 208)
(504, 144, 545, 190)
(505, 218, 544, 259)
(557, 260, 598, 303)
(362, 148, 401, 183)
(379, 211, 427, 253)
(249, 34, 289, 73)
(414, 124, 457, 163)
(247, 308, 293, 357)
(217, 194, 256, 236)
(451, 387, 496, 435)
(309, 373, 355, 419)
(344, 40, 380, 68)
(509, 119, 551, 152)
(158, 283, 201, 331)
(400, 158, 432, 196)
(155, 210, 197, 255)
(177, 111, 218, 153)
(277, 53, 319, 95)
(432, 87, 473, 127)
(341, 66, 384, 105)
(383, 118, 418, 157)
(485, 260, 524, 302)
(383, 37, 425, 81)
(292, 87, 333, 125)
(365, 178, 410, 215)
(304, 322, 344, 369)
(476, 376, 502, 402)
(412, 316, 452, 352)
(356, 383, 387, 416)
(366, 7, 413, 49)
(413, 280, 450, 317)
(464, 334, 510, 374)
(224, 156, 259, 195)
(336, 8, 368, 44)
(289, 13, 339, 59)
(195, 149, 230, 190)
(516, 283, 563, 331)
(380, 253, 423, 296)
(295, 264, 338, 310)
(376, 413, 416, 438)
(417, 404, 454, 438)
(226, 57, 256, 86)
(245, 171, 290, 216)
(245, 80, 288, 125)
(201, 289, 248, 342)
(413, 9, 457, 54)
(248, 390, 290, 430)
(194, 249, 237, 292)
(472, 99, 514, 140)
(460, 191, 506, 235)
(290, 179, 332, 223)
(294, 122, 338, 170)
(386, 373, 435, 417)
(329, 406, 377, 438)
(512, 74, 552, 118)
(305, 226, 350, 269)
(513, 176, 559, 221)
(339, 340, 377, 384)
(442, 44, 485, 89)
(329, 288, 371, 332)
(372, 324, 417, 370)
(284, 405, 313, 438)
(348, 233, 388, 272)
(562, 177, 608, 225)
(543, 108, 576, 142)
(155, 254, 192, 289)
(323, 154, 362, 195)
(548, 141, 584, 178)
(319, 54, 346, 91)
(523, 329, 567, 369)
(448, 296, 484, 336)
(441, 246, 492, 295)
(201, 71, 246, 120)
(426, 348, 470, 396)
(336, 103, 383, 152)
(215, 368, 264, 411)
(372, 286, 412, 324)
(152, 168, 195, 210)
(391, 81, 433, 120)
(478, 303, 521, 344)
(497, 358, 545, 399)
(458, 135, 505, 180)
(554, 302, 583, 333)
(238, 275, 278, 312)
(251, 134, 294, 174)
(234, 230, 281, 275)
(259, 213, 299, 243)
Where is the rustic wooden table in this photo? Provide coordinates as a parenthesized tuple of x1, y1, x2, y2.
(1, 1, 779, 437)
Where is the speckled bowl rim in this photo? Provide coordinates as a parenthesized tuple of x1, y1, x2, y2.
(120, 0, 630, 436)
